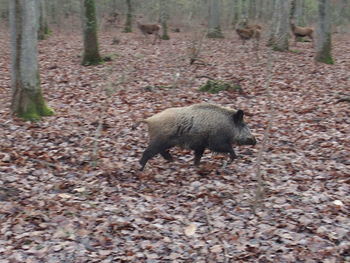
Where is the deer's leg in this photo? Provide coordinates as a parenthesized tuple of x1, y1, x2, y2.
(310, 34, 314, 47)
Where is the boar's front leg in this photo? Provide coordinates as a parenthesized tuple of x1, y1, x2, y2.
(194, 147, 205, 166)
(160, 150, 173, 162)
(228, 148, 237, 161)
(214, 145, 237, 162)
(210, 137, 237, 162)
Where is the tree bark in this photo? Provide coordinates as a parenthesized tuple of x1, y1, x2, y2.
(123, 0, 132, 33)
(9, 0, 54, 121)
(81, 0, 102, 66)
(207, 0, 224, 38)
(160, 0, 170, 40)
(249, 0, 257, 20)
(315, 0, 334, 64)
(241, 0, 248, 21)
(38, 0, 50, 40)
(268, 0, 289, 51)
(295, 0, 306, 26)
(232, 0, 240, 26)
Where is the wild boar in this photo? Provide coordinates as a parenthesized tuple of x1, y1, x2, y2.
(139, 103, 256, 170)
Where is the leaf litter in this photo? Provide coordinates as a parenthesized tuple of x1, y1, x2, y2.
(0, 30, 349, 262)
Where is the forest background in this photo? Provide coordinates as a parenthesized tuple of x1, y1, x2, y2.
(0, 0, 349, 262)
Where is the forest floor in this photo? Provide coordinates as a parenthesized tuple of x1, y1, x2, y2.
(0, 28, 349, 263)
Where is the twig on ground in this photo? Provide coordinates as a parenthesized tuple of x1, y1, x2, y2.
(252, 48, 276, 212)
(204, 197, 230, 263)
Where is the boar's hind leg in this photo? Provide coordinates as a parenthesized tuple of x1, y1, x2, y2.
(139, 142, 172, 170)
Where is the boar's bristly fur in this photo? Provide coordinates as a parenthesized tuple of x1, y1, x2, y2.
(139, 103, 256, 170)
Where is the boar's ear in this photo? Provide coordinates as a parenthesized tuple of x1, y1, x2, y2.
(233, 110, 244, 124)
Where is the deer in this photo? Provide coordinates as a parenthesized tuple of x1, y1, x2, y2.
(236, 24, 262, 47)
(106, 12, 119, 28)
(136, 21, 161, 44)
(290, 22, 314, 46)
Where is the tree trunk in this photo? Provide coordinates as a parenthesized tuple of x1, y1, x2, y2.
(267, 0, 276, 22)
(268, 0, 289, 51)
(290, 0, 306, 42)
(160, 0, 170, 40)
(256, 0, 265, 21)
(334, 0, 349, 32)
(207, 0, 224, 38)
(295, 0, 306, 26)
(315, 0, 334, 64)
(9, 0, 54, 121)
(249, 0, 257, 20)
(232, 0, 240, 26)
(241, 0, 248, 22)
(123, 0, 132, 33)
(38, 0, 50, 40)
(81, 0, 102, 66)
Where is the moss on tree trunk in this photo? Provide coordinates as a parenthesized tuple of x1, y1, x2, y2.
(207, 26, 224, 38)
(82, 0, 102, 66)
(14, 89, 54, 121)
(315, 0, 334, 65)
(315, 36, 334, 64)
(160, 0, 170, 40)
(38, 23, 50, 40)
(12, 74, 54, 121)
(161, 21, 170, 40)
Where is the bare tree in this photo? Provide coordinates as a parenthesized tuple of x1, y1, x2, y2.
(159, 0, 170, 40)
(207, 0, 224, 38)
(9, 0, 54, 121)
(295, 0, 306, 26)
(81, 0, 102, 66)
(315, 0, 334, 64)
(123, 0, 132, 33)
(249, 0, 257, 20)
(231, 0, 241, 26)
(37, 0, 49, 40)
(268, 0, 289, 51)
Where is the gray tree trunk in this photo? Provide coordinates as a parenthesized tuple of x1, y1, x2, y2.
(249, 0, 257, 20)
(207, 0, 224, 38)
(231, 0, 240, 26)
(295, 0, 306, 26)
(123, 0, 132, 33)
(160, 0, 170, 40)
(81, 0, 102, 66)
(334, 0, 349, 32)
(268, 0, 289, 51)
(38, 0, 49, 40)
(266, 0, 276, 22)
(256, 0, 266, 20)
(241, 0, 249, 22)
(9, 0, 53, 121)
(315, 0, 334, 64)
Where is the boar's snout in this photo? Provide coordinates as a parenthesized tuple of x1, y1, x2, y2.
(246, 137, 257, 145)
(237, 137, 257, 146)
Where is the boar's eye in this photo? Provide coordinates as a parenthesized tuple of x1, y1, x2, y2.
(233, 110, 244, 124)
